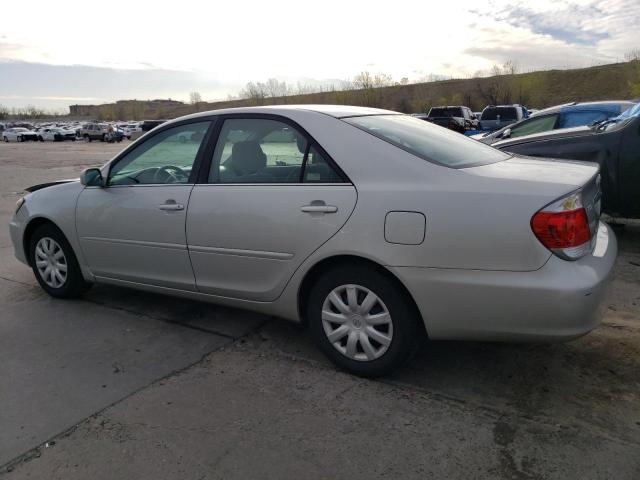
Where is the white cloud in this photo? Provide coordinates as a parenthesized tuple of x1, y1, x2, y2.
(0, 0, 637, 107)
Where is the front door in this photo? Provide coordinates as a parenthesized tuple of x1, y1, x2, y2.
(76, 120, 212, 290)
(186, 116, 357, 301)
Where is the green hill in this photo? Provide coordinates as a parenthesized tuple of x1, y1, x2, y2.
(90, 60, 640, 120)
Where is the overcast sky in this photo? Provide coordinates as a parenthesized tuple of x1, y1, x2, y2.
(0, 0, 638, 111)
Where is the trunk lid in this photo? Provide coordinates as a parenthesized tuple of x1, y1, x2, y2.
(463, 154, 599, 187)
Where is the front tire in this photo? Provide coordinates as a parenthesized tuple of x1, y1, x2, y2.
(29, 223, 91, 298)
(307, 264, 423, 377)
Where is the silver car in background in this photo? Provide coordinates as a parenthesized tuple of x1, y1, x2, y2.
(9, 105, 617, 377)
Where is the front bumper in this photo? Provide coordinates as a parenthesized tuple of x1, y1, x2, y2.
(391, 222, 617, 342)
(9, 207, 29, 265)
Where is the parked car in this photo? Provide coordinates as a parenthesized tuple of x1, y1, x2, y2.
(3, 127, 39, 142)
(38, 128, 77, 142)
(473, 101, 635, 145)
(479, 104, 528, 131)
(79, 123, 110, 142)
(130, 120, 167, 141)
(10, 105, 616, 377)
(493, 102, 640, 219)
(123, 123, 141, 139)
(424, 106, 479, 133)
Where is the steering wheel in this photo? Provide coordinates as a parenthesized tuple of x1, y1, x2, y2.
(152, 165, 189, 184)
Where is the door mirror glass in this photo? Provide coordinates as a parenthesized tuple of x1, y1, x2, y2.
(80, 168, 103, 186)
(502, 128, 511, 139)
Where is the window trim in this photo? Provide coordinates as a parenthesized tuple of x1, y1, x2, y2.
(198, 113, 351, 185)
(104, 117, 217, 187)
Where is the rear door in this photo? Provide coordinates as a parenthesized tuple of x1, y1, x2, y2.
(186, 115, 357, 301)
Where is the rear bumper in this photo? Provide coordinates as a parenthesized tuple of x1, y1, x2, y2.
(391, 222, 617, 342)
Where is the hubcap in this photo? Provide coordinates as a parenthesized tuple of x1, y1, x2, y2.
(321, 284, 393, 362)
(35, 237, 67, 288)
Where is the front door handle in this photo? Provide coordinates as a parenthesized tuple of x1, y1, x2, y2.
(158, 200, 184, 211)
(301, 204, 338, 214)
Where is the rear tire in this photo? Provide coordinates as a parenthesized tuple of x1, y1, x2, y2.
(29, 223, 92, 299)
(307, 264, 423, 377)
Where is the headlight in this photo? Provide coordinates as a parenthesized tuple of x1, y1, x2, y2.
(15, 197, 25, 214)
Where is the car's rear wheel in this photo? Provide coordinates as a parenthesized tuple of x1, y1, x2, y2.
(307, 264, 423, 377)
(3, 137, 7, 142)
(29, 223, 91, 298)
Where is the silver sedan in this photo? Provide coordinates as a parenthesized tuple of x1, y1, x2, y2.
(9, 105, 617, 377)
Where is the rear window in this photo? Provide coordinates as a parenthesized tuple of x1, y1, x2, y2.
(344, 114, 510, 168)
(428, 107, 463, 118)
(482, 107, 518, 121)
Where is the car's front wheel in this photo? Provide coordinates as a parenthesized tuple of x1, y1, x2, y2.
(307, 264, 423, 377)
(29, 223, 91, 298)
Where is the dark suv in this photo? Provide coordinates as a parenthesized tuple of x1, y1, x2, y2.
(424, 106, 478, 133)
(479, 105, 529, 131)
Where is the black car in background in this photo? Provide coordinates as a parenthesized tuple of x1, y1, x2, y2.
(424, 106, 478, 133)
(494, 103, 640, 219)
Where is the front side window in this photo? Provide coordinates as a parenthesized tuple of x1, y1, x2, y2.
(210, 118, 344, 183)
(509, 114, 558, 138)
(108, 121, 210, 185)
(344, 114, 510, 168)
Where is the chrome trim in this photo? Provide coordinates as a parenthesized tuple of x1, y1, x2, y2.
(80, 237, 187, 250)
(188, 244, 293, 260)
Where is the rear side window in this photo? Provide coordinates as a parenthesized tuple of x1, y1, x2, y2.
(344, 114, 510, 168)
(481, 107, 518, 121)
(209, 118, 345, 183)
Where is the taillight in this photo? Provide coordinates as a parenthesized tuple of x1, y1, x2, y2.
(531, 191, 592, 260)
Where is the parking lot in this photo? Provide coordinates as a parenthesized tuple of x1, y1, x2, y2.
(1, 141, 639, 479)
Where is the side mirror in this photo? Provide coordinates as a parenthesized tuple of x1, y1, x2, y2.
(502, 128, 512, 139)
(80, 168, 103, 187)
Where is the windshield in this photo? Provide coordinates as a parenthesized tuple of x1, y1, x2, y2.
(481, 107, 518, 121)
(615, 102, 640, 120)
(344, 114, 510, 168)
(597, 102, 640, 132)
(429, 107, 463, 117)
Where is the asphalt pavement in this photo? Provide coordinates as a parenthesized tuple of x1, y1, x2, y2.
(1, 141, 639, 479)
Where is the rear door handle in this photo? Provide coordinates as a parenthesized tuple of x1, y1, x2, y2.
(301, 204, 338, 213)
(158, 201, 184, 211)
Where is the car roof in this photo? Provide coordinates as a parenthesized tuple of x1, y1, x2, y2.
(533, 101, 634, 116)
(173, 104, 398, 123)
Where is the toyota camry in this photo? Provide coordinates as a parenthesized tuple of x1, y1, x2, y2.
(9, 105, 617, 377)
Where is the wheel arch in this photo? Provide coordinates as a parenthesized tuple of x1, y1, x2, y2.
(22, 216, 60, 266)
(297, 254, 427, 336)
